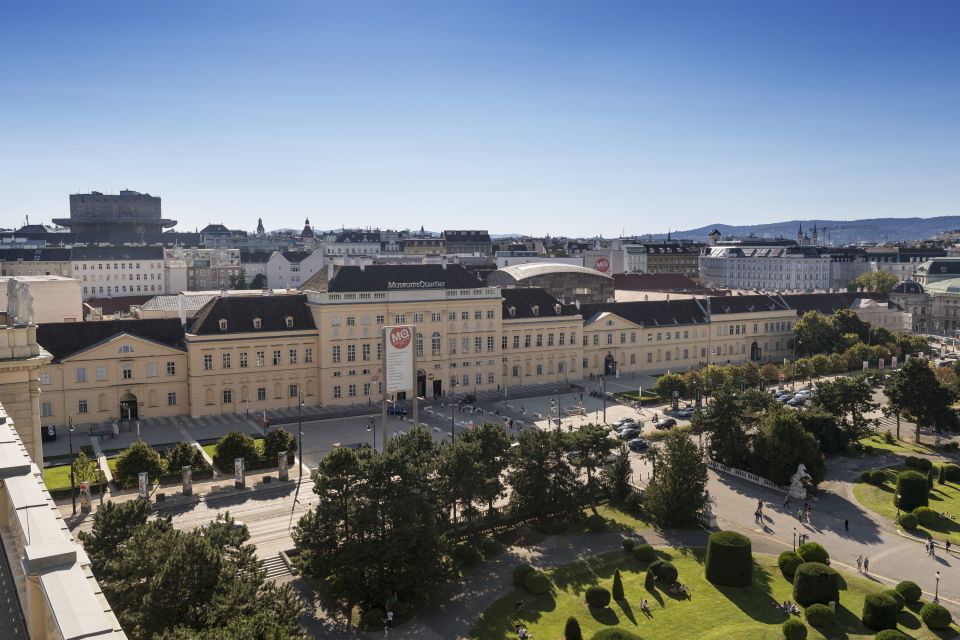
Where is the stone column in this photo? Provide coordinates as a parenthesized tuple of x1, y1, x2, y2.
(0, 325, 52, 465)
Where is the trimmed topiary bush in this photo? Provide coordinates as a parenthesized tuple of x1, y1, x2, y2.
(644, 569, 655, 590)
(896, 470, 930, 511)
(214, 431, 259, 470)
(585, 586, 611, 608)
(939, 465, 946, 485)
(651, 561, 678, 584)
(612, 569, 625, 600)
(622, 538, 636, 553)
(862, 592, 899, 631)
(705, 530, 753, 587)
(894, 580, 922, 604)
(263, 426, 297, 462)
(869, 470, 887, 485)
(883, 589, 905, 612)
(585, 514, 607, 532)
(114, 439, 165, 489)
(904, 456, 920, 469)
(920, 602, 953, 630)
(913, 506, 937, 527)
(943, 463, 960, 482)
(899, 513, 919, 530)
(513, 563, 534, 587)
(804, 603, 834, 627)
(778, 551, 804, 580)
(480, 537, 502, 557)
(590, 629, 643, 640)
(916, 457, 934, 472)
(797, 541, 830, 565)
(452, 542, 483, 567)
(874, 630, 909, 640)
(524, 570, 551, 594)
(782, 617, 808, 640)
(793, 562, 839, 607)
(632, 544, 656, 563)
(564, 616, 583, 640)
(858, 470, 872, 483)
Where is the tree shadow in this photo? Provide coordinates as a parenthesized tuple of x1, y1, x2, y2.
(615, 598, 637, 625)
(898, 608, 922, 630)
(832, 603, 870, 638)
(713, 561, 787, 624)
(550, 552, 620, 596)
(589, 605, 620, 625)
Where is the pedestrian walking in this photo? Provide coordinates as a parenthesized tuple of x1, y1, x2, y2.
(797, 507, 803, 521)
(844, 519, 849, 533)
(757, 499, 764, 513)
(856, 555, 863, 573)
(947, 540, 952, 555)
(783, 495, 791, 510)
(863, 557, 870, 575)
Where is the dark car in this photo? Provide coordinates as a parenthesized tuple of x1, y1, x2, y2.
(627, 438, 649, 452)
(387, 406, 408, 416)
(655, 418, 677, 429)
(618, 426, 642, 440)
(462, 393, 476, 404)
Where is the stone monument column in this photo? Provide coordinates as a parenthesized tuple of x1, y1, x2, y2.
(0, 322, 52, 464)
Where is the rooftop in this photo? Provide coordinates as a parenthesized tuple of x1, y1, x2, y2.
(36, 318, 186, 362)
(324, 264, 484, 293)
(190, 294, 316, 334)
(497, 263, 615, 280)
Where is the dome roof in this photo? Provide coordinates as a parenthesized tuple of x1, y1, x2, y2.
(891, 280, 924, 295)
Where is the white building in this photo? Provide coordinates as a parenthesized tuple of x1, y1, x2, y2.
(267, 249, 326, 288)
(699, 244, 830, 292)
(0, 276, 82, 323)
(324, 230, 381, 258)
(71, 246, 165, 300)
(495, 252, 583, 269)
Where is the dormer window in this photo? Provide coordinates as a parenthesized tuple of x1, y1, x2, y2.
(218, 319, 228, 332)
(253, 317, 262, 329)
(531, 305, 540, 317)
(554, 304, 562, 315)
(285, 316, 294, 328)
(508, 306, 516, 318)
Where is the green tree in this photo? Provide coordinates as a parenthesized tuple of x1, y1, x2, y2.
(457, 422, 511, 515)
(508, 429, 579, 519)
(643, 429, 708, 526)
(114, 439, 165, 489)
(812, 375, 878, 441)
(263, 427, 297, 462)
(832, 308, 870, 343)
(249, 273, 267, 289)
(602, 442, 633, 503)
(843, 342, 872, 371)
(751, 408, 826, 486)
(692, 384, 750, 468)
(851, 271, 899, 298)
(887, 359, 954, 442)
(798, 408, 850, 453)
(793, 311, 841, 356)
(72, 449, 99, 484)
(77, 499, 153, 575)
(652, 372, 688, 400)
(215, 431, 259, 469)
(571, 423, 616, 512)
(164, 441, 207, 474)
(228, 269, 248, 290)
(436, 438, 483, 523)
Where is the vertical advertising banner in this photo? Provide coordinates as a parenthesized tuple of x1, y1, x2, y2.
(278, 451, 289, 481)
(879, 358, 885, 370)
(234, 457, 245, 489)
(384, 325, 415, 393)
(138, 472, 149, 499)
(79, 481, 91, 512)
(182, 465, 193, 496)
(862, 360, 869, 371)
(892, 356, 898, 369)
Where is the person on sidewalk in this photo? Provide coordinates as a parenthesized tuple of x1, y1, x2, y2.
(856, 555, 863, 572)
(863, 557, 870, 575)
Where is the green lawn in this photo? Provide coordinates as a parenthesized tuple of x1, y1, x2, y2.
(470, 549, 957, 640)
(43, 458, 117, 491)
(854, 465, 960, 545)
(859, 435, 936, 456)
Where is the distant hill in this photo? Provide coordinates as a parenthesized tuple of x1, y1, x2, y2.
(649, 216, 960, 245)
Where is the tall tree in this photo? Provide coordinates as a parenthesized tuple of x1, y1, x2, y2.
(851, 271, 899, 298)
(886, 359, 954, 442)
(643, 430, 708, 526)
(436, 438, 483, 523)
(793, 310, 841, 356)
(832, 308, 870, 344)
(812, 375, 879, 441)
(507, 429, 579, 519)
(751, 408, 826, 486)
(602, 442, 633, 504)
(691, 384, 751, 468)
(457, 422, 511, 515)
(249, 273, 267, 289)
(652, 372, 688, 400)
(571, 423, 616, 512)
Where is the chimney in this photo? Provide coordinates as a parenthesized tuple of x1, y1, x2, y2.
(327, 262, 334, 280)
(177, 293, 187, 327)
(360, 262, 365, 271)
(575, 299, 581, 310)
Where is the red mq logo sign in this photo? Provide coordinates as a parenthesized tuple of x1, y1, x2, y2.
(390, 326, 412, 349)
(595, 257, 610, 272)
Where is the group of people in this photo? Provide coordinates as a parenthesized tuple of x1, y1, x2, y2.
(774, 600, 801, 615)
(856, 555, 871, 575)
(925, 539, 938, 557)
(513, 622, 532, 639)
(667, 583, 690, 598)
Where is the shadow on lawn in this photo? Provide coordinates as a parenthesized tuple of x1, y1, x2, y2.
(713, 562, 788, 625)
(551, 553, 620, 597)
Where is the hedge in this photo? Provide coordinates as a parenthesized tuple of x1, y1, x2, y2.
(524, 570, 551, 595)
(632, 544, 656, 563)
(704, 530, 753, 587)
(113, 439, 165, 488)
(920, 602, 953, 630)
(585, 586, 611, 608)
(612, 569, 625, 600)
(899, 513, 919, 530)
(564, 617, 583, 640)
(894, 580, 922, 604)
(778, 551, 804, 580)
(944, 463, 960, 482)
(858, 470, 872, 483)
(905, 456, 933, 472)
(913, 506, 937, 527)
(874, 630, 909, 640)
(586, 514, 607, 532)
(797, 541, 830, 565)
(622, 538, 636, 553)
(869, 470, 887, 485)
(883, 589, 905, 612)
(590, 629, 643, 640)
(513, 563, 534, 586)
(895, 470, 930, 511)
(782, 618, 808, 640)
(650, 560, 677, 584)
(804, 603, 834, 627)
(862, 592, 899, 631)
(793, 562, 839, 607)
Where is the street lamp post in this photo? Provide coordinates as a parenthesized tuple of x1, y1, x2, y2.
(896, 493, 902, 523)
(450, 380, 457, 442)
(367, 417, 376, 451)
(297, 394, 304, 479)
(792, 339, 802, 390)
(96, 455, 104, 507)
(68, 415, 76, 517)
(935, 571, 941, 603)
(793, 527, 796, 551)
(601, 375, 607, 424)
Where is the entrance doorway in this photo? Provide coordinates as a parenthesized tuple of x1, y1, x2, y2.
(417, 370, 427, 398)
(604, 353, 617, 376)
(432, 379, 442, 397)
(750, 341, 761, 361)
(120, 391, 138, 421)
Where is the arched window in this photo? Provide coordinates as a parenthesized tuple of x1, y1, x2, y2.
(512, 365, 520, 377)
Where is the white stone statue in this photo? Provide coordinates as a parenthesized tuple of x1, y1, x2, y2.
(789, 463, 811, 500)
(6, 280, 35, 325)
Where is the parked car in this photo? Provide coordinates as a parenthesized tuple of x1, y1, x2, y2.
(787, 397, 808, 407)
(676, 407, 694, 419)
(627, 438, 649, 452)
(654, 418, 677, 429)
(618, 427, 642, 440)
(387, 406, 408, 416)
(616, 417, 637, 427)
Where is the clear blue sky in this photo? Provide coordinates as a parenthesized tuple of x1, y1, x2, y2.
(2, 1, 958, 236)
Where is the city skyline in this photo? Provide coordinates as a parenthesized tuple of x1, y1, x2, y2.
(2, 1, 959, 235)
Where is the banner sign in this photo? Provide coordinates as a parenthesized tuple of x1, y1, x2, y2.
(892, 356, 898, 368)
(182, 466, 192, 496)
(79, 481, 90, 512)
(878, 358, 885, 370)
(234, 457, 245, 489)
(594, 257, 610, 273)
(862, 360, 869, 371)
(138, 472, 149, 499)
(278, 451, 289, 481)
(385, 325, 414, 393)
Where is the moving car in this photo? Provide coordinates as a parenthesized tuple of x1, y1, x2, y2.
(618, 426, 642, 440)
(627, 437, 649, 452)
(654, 418, 677, 429)
(676, 407, 694, 419)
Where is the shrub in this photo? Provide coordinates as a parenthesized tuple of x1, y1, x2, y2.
(704, 530, 753, 587)
(905, 456, 920, 469)
(915, 457, 934, 472)
(651, 561, 678, 584)
(944, 463, 960, 482)
(913, 506, 937, 527)
(938, 465, 946, 484)
(623, 491, 643, 514)
(899, 513, 919, 530)
(804, 603, 834, 627)
(778, 551, 804, 580)
(632, 544, 656, 563)
(793, 562, 839, 607)
(163, 441, 203, 473)
(452, 542, 483, 567)
(859, 470, 872, 483)
(920, 602, 953, 630)
(874, 630, 909, 640)
(564, 616, 583, 640)
(622, 538, 636, 553)
(862, 592, 899, 631)
(782, 618, 808, 640)
(114, 439, 165, 489)
(797, 541, 830, 565)
(612, 569, 625, 600)
(480, 537, 503, 558)
(585, 514, 606, 532)
(585, 586, 611, 608)
(894, 580, 922, 604)
(590, 629, 643, 640)
(883, 589, 905, 612)
(263, 427, 297, 462)
(869, 470, 887, 485)
(512, 563, 534, 586)
(523, 570, 551, 594)
(928, 469, 936, 489)
(214, 431, 259, 470)
(895, 470, 930, 511)
(644, 569, 655, 590)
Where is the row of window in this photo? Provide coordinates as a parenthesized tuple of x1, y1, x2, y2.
(77, 262, 162, 270)
(220, 384, 299, 404)
(83, 285, 160, 295)
(45, 392, 179, 417)
(81, 273, 159, 282)
(203, 348, 314, 370)
(332, 309, 496, 327)
(502, 331, 575, 349)
(70, 361, 177, 384)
